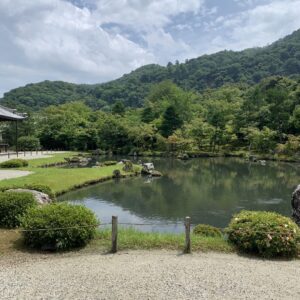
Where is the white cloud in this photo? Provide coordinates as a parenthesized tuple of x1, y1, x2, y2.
(210, 0, 300, 51)
(0, 0, 153, 95)
(95, 0, 204, 30)
(0, 0, 205, 96)
(1, 0, 300, 96)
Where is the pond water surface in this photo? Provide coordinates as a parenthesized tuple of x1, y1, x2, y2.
(58, 157, 299, 233)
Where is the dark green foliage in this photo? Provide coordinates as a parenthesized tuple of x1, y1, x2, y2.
(0, 159, 29, 168)
(18, 136, 40, 151)
(0, 192, 37, 228)
(3, 76, 300, 155)
(102, 161, 118, 166)
(112, 101, 125, 116)
(226, 211, 300, 258)
(193, 224, 223, 238)
(38, 102, 97, 150)
(122, 161, 133, 172)
(98, 117, 131, 153)
(1, 80, 96, 111)
(160, 106, 183, 137)
(20, 203, 98, 250)
(141, 106, 157, 123)
(113, 169, 121, 178)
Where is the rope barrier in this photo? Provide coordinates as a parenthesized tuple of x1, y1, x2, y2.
(14, 221, 298, 235)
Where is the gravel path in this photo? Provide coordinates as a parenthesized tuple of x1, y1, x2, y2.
(0, 170, 32, 180)
(1, 251, 300, 300)
(0, 151, 65, 163)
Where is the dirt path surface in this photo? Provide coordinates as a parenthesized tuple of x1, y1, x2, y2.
(0, 151, 65, 163)
(0, 170, 32, 180)
(0, 251, 300, 300)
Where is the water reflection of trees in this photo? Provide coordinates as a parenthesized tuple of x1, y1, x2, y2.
(59, 158, 299, 228)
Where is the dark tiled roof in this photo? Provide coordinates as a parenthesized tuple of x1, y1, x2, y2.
(0, 105, 26, 121)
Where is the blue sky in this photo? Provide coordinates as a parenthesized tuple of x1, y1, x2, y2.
(1, 0, 300, 96)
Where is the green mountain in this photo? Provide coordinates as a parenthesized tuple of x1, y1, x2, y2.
(2, 29, 300, 111)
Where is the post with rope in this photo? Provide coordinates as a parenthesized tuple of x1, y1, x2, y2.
(111, 215, 118, 253)
(184, 216, 191, 254)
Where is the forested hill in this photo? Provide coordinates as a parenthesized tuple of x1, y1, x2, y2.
(2, 29, 300, 111)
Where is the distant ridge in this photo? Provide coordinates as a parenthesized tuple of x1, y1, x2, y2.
(2, 29, 300, 111)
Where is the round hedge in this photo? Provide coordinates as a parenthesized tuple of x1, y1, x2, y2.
(18, 136, 40, 151)
(226, 210, 300, 258)
(20, 203, 99, 250)
(0, 192, 37, 228)
(0, 159, 29, 168)
(193, 224, 222, 238)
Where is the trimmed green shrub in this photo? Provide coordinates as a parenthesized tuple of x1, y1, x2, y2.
(226, 210, 300, 258)
(0, 184, 55, 200)
(0, 192, 37, 228)
(122, 161, 133, 172)
(113, 169, 121, 178)
(20, 203, 99, 250)
(102, 161, 118, 166)
(18, 136, 40, 151)
(193, 224, 222, 238)
(23, 184, 56, 200)
(0, 159, 28, 168)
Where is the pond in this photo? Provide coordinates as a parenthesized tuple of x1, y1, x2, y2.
(58, 157, 299, 233)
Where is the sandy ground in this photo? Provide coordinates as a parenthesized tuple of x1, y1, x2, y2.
(0, 151, 65, 163)
(0, 170, 33, 180)
(0, 151, 66, 180)
(0, 251, 300, 300)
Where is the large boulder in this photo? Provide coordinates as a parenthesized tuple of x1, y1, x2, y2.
(292, 185, 300, 226)
(141, 167, 162, 177)
(6, 189, 52, 205)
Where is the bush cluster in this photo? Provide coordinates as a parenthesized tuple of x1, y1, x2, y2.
(113, 169, 121, 178)
(18, 136, 40, 151)
(23, 184, 55, 199)
(193, 224, 222, 238)
(226, 210, 300, 258)
(122, 161, 133, 172)
(0, 159, 29, 168)
(102, 161, 118, 166)
(0, 184, 55, 200)
(20, 203, 99, 250)
(0, 192, 37, 228)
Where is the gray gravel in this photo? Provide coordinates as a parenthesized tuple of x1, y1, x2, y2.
(0, 170, 32, 180)
(1, 251, 300, 300)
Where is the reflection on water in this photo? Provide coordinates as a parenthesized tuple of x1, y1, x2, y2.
(58, 158, 299, 233)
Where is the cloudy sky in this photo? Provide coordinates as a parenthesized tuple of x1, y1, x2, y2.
(1, 0, 300, 96)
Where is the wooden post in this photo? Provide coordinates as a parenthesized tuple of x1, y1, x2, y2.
(184, 216, 191, 254)
(111, 216, 118, 253)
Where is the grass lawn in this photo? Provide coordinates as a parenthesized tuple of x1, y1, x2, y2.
(0, 152, 136, 195)
(91, 228, 233, 253)
(0, 228, 233, 257)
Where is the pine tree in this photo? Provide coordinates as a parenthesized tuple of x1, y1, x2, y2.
(160, 105, 182, 137)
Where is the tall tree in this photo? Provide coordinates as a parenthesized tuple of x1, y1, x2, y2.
(160, 105, 183, 137)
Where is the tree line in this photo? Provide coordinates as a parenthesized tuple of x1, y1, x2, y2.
(2, 76, 300, 158)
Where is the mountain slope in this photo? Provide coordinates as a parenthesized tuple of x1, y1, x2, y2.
(2, 29, 300, 111)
